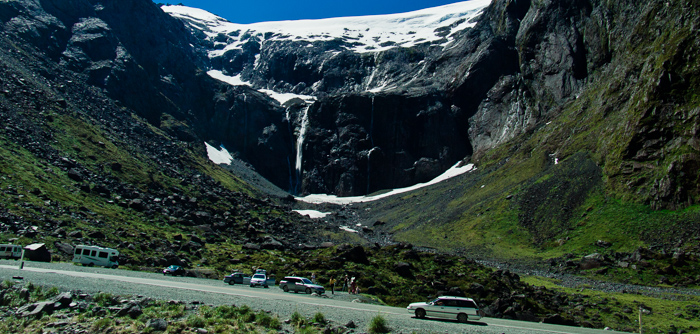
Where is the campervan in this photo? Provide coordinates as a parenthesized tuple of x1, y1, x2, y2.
(72, 245, 119, 268)
(0, 244, 22, 259)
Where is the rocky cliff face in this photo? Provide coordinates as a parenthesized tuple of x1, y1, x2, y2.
(165, 1, 502, 195)
(2, 0, 697, 207)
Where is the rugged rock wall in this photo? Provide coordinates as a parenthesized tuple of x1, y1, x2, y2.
(185, 3, 505, 195)
(3, 0, 697, 205)
(461, 0, 699, 209)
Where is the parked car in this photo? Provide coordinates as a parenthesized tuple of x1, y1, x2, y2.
(407, 296, 482, 323)
(279, 276, 325, 294)
(223, 272, 250, 285)
(250, 273, 271, 288)
(163, 265, 185, 276)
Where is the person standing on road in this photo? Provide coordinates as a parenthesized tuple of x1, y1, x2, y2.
(329, 276, 336, 295)
(311, 272, 316, 284)
(342, 275, 349, 292)
(350, 277, 357, 294)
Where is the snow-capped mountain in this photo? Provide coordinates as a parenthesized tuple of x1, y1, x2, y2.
(163, 1, 490, 97)
(164, 1, 488, 55)
(161, 1, 500, 197)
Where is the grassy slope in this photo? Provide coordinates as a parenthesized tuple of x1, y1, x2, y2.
(367, 0, 700, 266)
(0, 106, 261, 266)
(522, 276, 700, 333)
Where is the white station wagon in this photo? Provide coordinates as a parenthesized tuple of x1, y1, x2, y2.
(407, 296, 482, 323)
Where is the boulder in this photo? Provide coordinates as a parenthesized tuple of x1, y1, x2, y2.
(88, 231, 106, 239)
(116, 301, 143, 319)
(129, 199, 146, 211)
(393, 262, 414, 278)
(68, 230, 83, 238)
(336, 245, 369, 265)
(16, 301, 54, 318)
(54, 242, 74, 255)
(579, 253, 605, 270)
(261, 238, 284, 250)
(67, 169, 83, 182)
(146, 318, 168, 331)
(542, 314, 577, 326)
(242, 243, 261, 251)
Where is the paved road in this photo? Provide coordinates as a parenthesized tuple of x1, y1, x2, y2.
(0, 261, 624, 334)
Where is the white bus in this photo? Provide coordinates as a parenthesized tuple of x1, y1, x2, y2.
(0, 244, 22, 259)
(72, 245, 119, 268)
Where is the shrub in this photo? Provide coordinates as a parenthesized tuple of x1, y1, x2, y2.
(93, 292, 116, 307)
(198, 305, 214, 318)
(368, 314, 390, 333)
(91, 318, 113, 331)
(255, 311, 281, 329)
(312, 312, 326, 325)
(290, 311, 306, 327)
(186, 314, 206, 328)
(213, 305, 237, 319)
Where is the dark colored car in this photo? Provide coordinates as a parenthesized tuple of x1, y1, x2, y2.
(224, 272, 250, 285)
(163, 265, 185, 276)
(279, 276, 325, 294)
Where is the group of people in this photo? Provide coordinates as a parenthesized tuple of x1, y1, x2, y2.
(327, 274, 360, 295)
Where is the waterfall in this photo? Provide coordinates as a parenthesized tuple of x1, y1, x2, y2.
(284, 107, 295, 193)
(295, 104, 311, 194)
(242, 93, 248, 153)
(366, 150, 372, 195)
(370, 96, 375, 147)
(367, 96, 376, 194)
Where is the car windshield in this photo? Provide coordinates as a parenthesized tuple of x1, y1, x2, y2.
(252, 274, 265, 279)
(300, 278, 313, 284)
(169, 266, 179, 269)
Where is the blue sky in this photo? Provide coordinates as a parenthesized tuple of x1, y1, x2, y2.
(162, 0, 466, 24)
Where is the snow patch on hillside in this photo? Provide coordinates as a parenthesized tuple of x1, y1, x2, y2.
(208, 70, 315, 105)
(293, 210, 331, 219)
(205, 142, 233, 165)
(297, 162, 475, 204)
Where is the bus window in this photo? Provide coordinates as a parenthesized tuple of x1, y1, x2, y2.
(75, 248, 82, 255)
(0, 246, 5, 251)
(98, 251, 108, 258)
(83, 249, 91, 255)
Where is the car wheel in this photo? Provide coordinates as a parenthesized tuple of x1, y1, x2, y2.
(88, 263, 94, 267)
(305, 288, 312, 294)
(415, 309, 426, 319)
(111, 265, 118, 269)
(264, 285, 269, 289)
(457, 313, 468, 323)
(228, 280, 234, 285)
(250, 284, 254, 287)
(283, 285, 289, 292)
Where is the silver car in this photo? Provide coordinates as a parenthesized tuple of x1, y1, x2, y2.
(279, 276, 325, 294)
(250, 273, 270, 288)
(407, 296, 482, 323)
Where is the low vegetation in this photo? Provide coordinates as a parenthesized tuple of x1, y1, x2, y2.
(0, 280, 284, 334)
(522, 276, 700, 334)
(368, 314, 391, 334)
